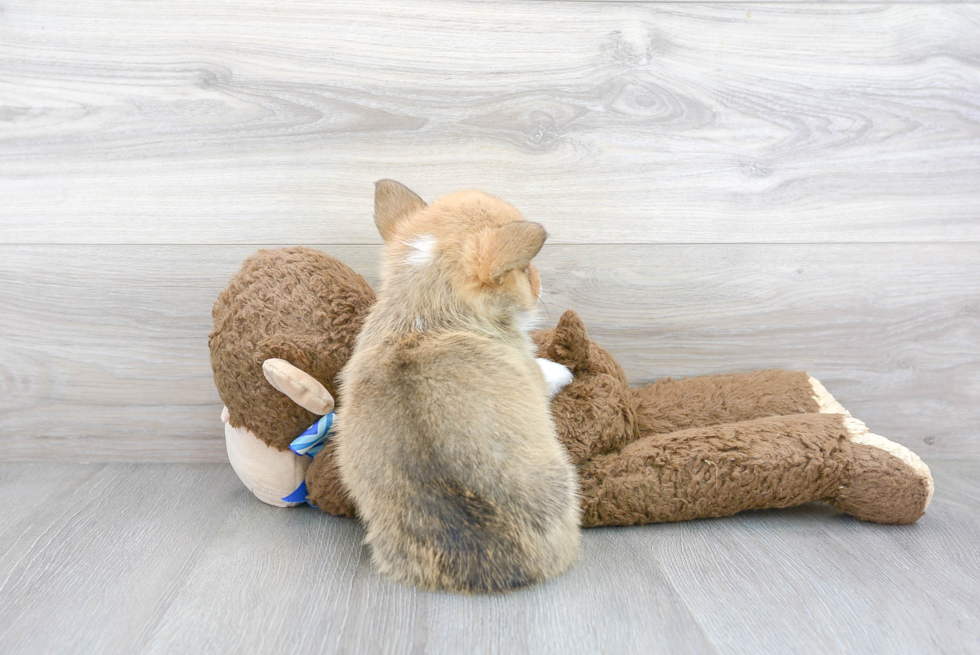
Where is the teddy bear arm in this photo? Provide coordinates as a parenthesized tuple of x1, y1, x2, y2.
(304, 439, 357, 517)
(631, 369, 825, 435)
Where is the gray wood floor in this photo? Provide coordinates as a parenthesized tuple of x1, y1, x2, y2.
(1, 460, 978, 655)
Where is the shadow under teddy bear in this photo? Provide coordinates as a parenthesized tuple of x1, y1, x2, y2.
(210, 245, 932, 527)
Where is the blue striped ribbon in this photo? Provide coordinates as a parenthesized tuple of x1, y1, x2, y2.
(282, 480, 308, 504)
(289, 412, 334, 458)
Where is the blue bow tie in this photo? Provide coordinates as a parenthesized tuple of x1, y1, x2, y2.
(281, 412, 335, 505)
(289, 412, 334, 457)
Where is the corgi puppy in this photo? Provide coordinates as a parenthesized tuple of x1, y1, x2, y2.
(335, 180, 580, 592)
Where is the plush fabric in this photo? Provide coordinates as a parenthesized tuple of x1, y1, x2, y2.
(305, 440, 357, 517)
(223, 411, 311, 508)
(580, 413, 853, 526)
(209, 247, 375, 450)
(210, 248, 933, 526)
(262, 358, 335, 416)
(535, 310, 931, 526)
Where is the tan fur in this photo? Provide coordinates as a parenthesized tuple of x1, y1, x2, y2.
(334, 182, 580, 593)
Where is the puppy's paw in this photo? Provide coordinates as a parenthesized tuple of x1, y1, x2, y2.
(537, 358, 574, 397)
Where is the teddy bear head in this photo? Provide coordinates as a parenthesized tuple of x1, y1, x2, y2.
(210, 246, 375, 450)
(532, 310, 638, 465)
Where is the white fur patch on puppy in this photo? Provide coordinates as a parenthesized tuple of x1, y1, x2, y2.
(517, 309, 543, 336)
(537, 358, 574, 397)
(404, 234, 437, 266)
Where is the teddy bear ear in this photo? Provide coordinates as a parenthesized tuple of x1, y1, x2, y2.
(548, 310, 592, 371)
(262, 358, 335, 416)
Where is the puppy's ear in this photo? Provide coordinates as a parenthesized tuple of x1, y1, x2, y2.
(475, 221, 547, 284)
(374, 180, 425, 242)
(549, 310, 592, 372)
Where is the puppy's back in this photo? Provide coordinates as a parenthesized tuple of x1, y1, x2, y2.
(338, 331, 580, 593)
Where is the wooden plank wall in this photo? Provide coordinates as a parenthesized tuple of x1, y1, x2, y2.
(1, 0, 978, 461)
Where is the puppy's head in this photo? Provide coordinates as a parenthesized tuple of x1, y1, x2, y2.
(374, 180, 546, 314)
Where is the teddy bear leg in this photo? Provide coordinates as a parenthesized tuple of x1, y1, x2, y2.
(578, 412, 932, 527)
(833, 416, 933, 524)
(578, 413, 850, 526)
(631, 370, 851, 436)
(223, 407, 311, 507)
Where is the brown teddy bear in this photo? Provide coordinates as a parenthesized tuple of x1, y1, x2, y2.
(210, 246, 372, 515)
(209, 184, 933, 526)
(533, 310, 932, 526)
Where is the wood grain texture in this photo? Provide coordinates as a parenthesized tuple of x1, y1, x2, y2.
(0, 460, 977, 654)
(0, 464, 247, 654)
(649, 473, 980, 654)
(0, 243, 976, 461)
(2, 1, 979, 244)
